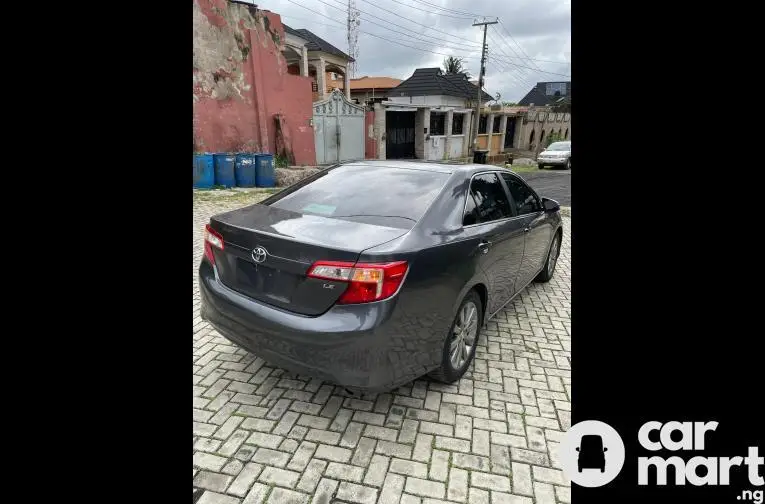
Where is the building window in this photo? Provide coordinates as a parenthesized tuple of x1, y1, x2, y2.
(452, 113, 464, 135)
(430, 112, 446, 135)
(478, 114, 488, 134)
(545, 82, 567, 96)
(492, 116, 501, 133)
(311, 81, 318, 92)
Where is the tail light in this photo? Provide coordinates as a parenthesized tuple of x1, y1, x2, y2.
(204, 224, 224, 265)
(307, 260, 409, 304)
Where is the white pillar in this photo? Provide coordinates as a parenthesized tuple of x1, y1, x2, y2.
(462, 111, 472, 158)
(344, 68, 351, 101)
(317, 58, 326, 100)
(445, 109, 454, 159)
(374, 102, 386, 160)
(487, 113, 495, 153)
(499, 115, 508, 152)
(300, 46, 308, 77)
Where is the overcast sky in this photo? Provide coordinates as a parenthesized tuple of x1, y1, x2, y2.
(258, 0, 570, 102)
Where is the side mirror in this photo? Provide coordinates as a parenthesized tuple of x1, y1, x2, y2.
(603, 447, 608, 452)
(542, 197, 560, 213)
(575, 447, 580, 452)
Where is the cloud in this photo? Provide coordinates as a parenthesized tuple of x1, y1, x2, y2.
(261, 0, 570, 101)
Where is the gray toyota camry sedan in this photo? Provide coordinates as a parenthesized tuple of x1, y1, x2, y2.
(199, 160, 563, 392)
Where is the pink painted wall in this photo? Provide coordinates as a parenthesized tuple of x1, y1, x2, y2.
(193, 0, 316, 165)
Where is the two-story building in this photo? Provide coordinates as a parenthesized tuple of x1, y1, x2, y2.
(281, 24, 354, 102)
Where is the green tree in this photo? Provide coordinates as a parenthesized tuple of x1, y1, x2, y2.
(545, 131, 564, 147)
(442, 56, 470, 77)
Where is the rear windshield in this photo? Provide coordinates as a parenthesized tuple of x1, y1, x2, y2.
(547, 142, 570, 151)
(267, 165, 449, 229)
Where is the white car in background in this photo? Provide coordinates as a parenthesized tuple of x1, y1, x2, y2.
(537, 141, 571, 170)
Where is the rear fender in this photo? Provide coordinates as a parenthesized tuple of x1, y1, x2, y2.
(452, 270, 491, 325)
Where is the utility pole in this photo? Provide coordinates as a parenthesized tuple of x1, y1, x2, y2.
(469, 18, 498, 159)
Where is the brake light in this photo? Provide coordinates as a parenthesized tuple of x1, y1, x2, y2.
(307, 260, 409, 304)
(204, 224, 224, 265)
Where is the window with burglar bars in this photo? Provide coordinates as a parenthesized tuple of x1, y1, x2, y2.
(430, 112, 446, 135)
(452, 113, 464, 135)
(478, 114, 488, 134)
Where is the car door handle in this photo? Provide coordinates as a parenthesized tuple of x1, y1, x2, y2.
(477, 240, 492, 254)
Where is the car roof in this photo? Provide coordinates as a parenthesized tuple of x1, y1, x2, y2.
(339, 160, 520, 177)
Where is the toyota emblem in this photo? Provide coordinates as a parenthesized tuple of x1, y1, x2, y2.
(252, 246, 268, 263)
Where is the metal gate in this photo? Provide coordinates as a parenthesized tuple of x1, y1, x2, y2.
(313, 89, 365, 165)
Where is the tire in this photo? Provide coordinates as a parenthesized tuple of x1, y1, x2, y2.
(565, 158, 571, 170)
(429, 290, 483, 383)
(538, 164, 546, 170)
(535, 232, 561, 283)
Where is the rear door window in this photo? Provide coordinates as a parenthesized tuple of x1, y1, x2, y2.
(501, 173, 541, 215)
(464, 173, 513, 224)
(268, 165, 449, 229)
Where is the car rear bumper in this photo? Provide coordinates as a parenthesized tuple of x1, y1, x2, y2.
(198, 260, 423, 392)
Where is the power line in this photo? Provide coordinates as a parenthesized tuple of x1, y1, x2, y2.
(281, 14, 344, 27)
(384, 0, 473, 19)
(404, 0, 487, 18)
(488, 26, 570, 78)
(498, 19, 546, 74)
(355, 0, 483, 45)
(359, 0, 569, 66)
(285, 0, 481, 59)
(319, 0, 483, 49)
(485, 57, 535, 91)
(284, 0, 569, 78)
(486, 32, 534, 74)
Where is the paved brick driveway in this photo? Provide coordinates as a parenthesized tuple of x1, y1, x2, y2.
(194, 193, 571, 504)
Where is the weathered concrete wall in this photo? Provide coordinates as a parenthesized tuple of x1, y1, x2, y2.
(414, 109, 428, 159)
(373, 103, 386, 160)
(518, 111, 571, 151)
(193, 0, 316, 165)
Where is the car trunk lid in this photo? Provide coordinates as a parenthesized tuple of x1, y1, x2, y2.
(209, 204, 408, 316)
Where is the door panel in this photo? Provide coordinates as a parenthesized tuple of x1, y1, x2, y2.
(500, 172, 553, 286)
(339, 115, 364, 161)
(314, 116, 326, 164)
(324, 116, 338, 164)
(516, 212, 552, 285)
(464, 172, 525, 315)
(481, 219, 527, 315)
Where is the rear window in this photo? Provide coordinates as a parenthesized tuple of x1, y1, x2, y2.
(267, 165, 449, 229)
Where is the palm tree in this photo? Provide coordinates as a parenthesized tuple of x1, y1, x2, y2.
(443, 56, 470, 78)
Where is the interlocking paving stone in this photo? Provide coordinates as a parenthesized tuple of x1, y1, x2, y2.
(193, 196, 571, 502)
